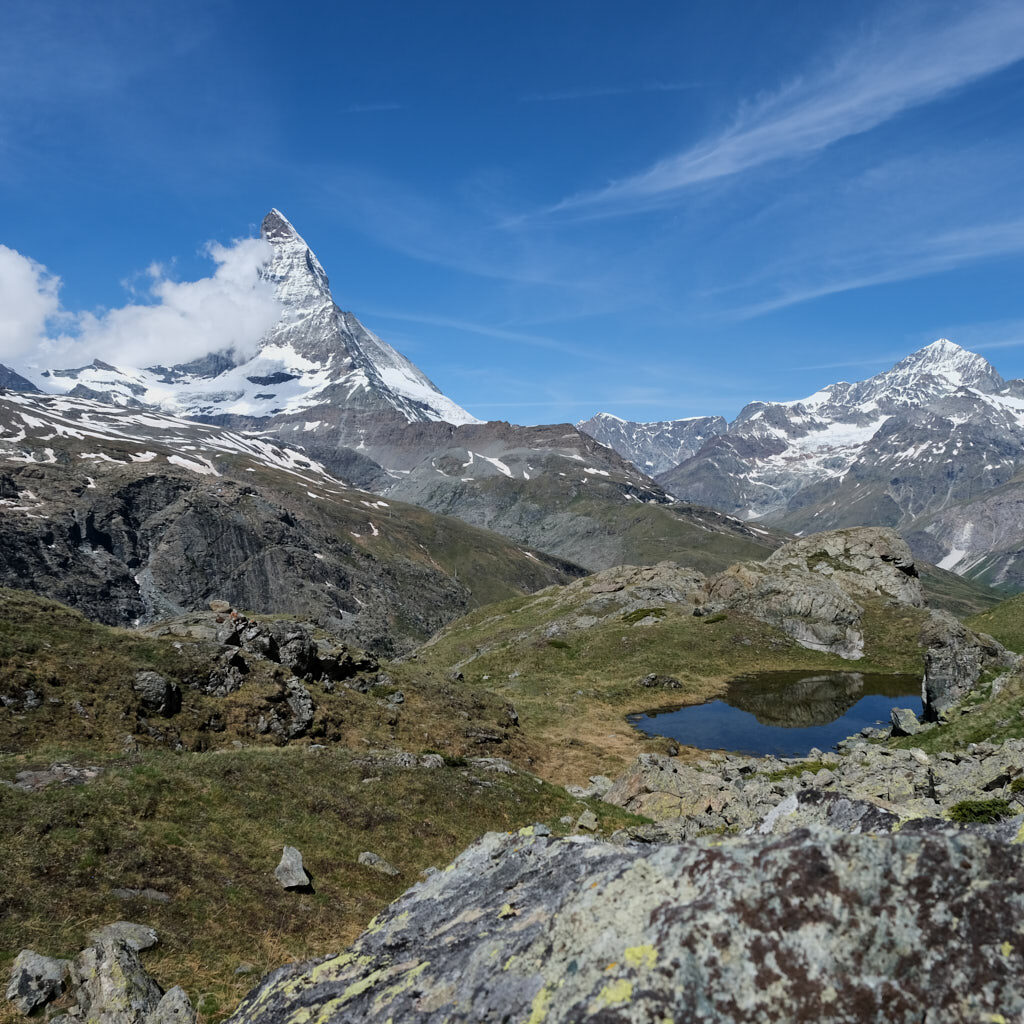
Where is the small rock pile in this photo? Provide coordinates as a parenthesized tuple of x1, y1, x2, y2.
(6, 924, 193, 1024)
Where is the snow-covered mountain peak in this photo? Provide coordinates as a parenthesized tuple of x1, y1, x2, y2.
(887, 339, 1002, 392)
(15, 211, 479, 427)
(259, 208, 332, 316)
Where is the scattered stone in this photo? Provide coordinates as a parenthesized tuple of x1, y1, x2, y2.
(890, 706, 923, 736)
(575, 809, 599, 831)
(638, 673, 682, 688)
(6, 950, 70, 1015)
(132, 672, 181, 717)
(468, 757, 515, 774)
(208, 600, 233, 614)
(234, 964, 257, 977)
(145, 986, 195, 1024)
(358, 852, 400, 876)
(385, 691, 405, 706)
(8, 763, 104, 792)
(566, 775, 613, 799)
(112, 889, 171, 904)
(87, 923, 159, 953)
(274, 846, 311, 890)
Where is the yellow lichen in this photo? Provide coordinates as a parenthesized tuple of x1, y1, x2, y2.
(373, 961, 430, 1011)
(1002, 941, 1014, 957)
(526, 983, 555, 1024)
(594, 978, 633, 1008)
(623, 945, 658, 970)
(498, 903, 519, 918)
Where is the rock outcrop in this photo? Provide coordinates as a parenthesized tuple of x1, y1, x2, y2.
(226, 825, 1024, 1024)
(920, 609, 1020, 719)
(5, 931, 195, 1024)
(701, 527, 924, 659)
(5, 951, 69, 1015)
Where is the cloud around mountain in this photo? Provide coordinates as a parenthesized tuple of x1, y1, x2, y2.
(0, 237, 280, 371)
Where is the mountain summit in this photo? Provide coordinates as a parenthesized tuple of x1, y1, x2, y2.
(23, 209, 479, 428)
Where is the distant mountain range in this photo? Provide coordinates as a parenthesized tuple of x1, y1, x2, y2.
(578, 340, 1024, 590)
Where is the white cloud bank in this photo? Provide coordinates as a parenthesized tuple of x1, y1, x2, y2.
(0, 237, 280, 372)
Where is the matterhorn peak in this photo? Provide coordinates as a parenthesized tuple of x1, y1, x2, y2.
(261, 208, 300, 241)
(258, 208, 332, 314)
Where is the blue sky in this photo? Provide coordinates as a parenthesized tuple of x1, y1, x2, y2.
(4, 0, 1024, 423)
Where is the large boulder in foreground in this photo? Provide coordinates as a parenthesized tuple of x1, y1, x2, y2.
(227, 826, 1024, 1024)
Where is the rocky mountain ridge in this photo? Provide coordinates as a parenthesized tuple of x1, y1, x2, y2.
(3, 210, 786, 578)
(581, 340, 1024, 589)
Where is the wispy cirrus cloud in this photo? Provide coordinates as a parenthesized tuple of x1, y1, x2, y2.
(544, 1, 1024, 218)
(728, 215, 1024, 319)
(362, 308, 623, 364)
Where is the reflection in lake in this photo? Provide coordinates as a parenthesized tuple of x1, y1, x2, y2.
(628, 671, 923, 758)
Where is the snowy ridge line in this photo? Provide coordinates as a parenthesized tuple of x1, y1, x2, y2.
(0, 391, 346, 487)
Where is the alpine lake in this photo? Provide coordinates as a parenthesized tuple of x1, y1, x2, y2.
(628, 670, 923, 758)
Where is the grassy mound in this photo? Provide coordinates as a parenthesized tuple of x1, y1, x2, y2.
(397, 588, 928, 783)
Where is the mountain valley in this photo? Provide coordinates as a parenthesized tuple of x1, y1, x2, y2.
(3, 210, 1024, 1024)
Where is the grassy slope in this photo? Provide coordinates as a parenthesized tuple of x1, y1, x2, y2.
(399, 591, 928, 784)
(0, 589, 642, 1022)
(966, 593, 1024, 654)
(917, 562, 1004, 619)
(0, 748, 639, 1023)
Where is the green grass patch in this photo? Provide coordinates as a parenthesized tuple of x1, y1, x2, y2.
(765, 760, 828, 782)
(946, 798, 1015, 824)
(621, 608, 666, 625)
(967, 593, 1024, 654)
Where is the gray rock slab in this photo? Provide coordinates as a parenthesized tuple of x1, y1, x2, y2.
(357, 852, 400, 876)
(71, 939, 163, 1024)
(144, 986, 195, 1024)
(88, 923, 159, 952)
(6, 950, 70, 1014)
(224, 826, 1024, 1024)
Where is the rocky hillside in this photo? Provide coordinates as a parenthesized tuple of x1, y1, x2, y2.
(0, 391, 578, 655)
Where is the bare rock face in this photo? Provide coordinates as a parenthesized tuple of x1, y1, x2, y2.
(702, 527, 924, 660)
(226, 826, 1024, 1024)
(764, 527, 924, 607)
(920, 609, 1020, 719)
